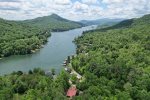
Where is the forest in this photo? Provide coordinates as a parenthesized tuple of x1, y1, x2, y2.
(0, 14, 82, 58)
(0, 68, 70, 99)
(70, 14, 150, 99)
(0, 14, 150, 99)
(0, 18, 51, 57)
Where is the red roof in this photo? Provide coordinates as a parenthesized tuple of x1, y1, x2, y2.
(67, 86, 77, 97)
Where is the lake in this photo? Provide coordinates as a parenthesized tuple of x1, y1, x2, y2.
(0, 25, 97, 75)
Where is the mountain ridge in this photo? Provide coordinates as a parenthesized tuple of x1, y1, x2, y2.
(22, 14, 84, 31)
(95, 14, 150, 31)
(79, 18, 125, 26)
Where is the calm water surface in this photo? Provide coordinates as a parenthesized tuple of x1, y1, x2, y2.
(0, 26, 97, 75)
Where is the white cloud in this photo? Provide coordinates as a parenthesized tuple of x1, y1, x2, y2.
(73, 1, 89, 11)
(0, 0, 149, 21)
(54, 0, 71, 5)
(102, 0, 124, 4)
(82, 0, 98, 4)
(100, 0, 150, 18)
(0, 2, 21, 9)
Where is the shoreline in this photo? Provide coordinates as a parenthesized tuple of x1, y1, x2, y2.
(0, 25, 96, 76)
(0, 44, 45, 60)
(0, 27, 82, 60)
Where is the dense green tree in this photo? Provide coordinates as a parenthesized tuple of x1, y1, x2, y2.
(0, 14, 150, 100)
(0, 69, 70, 99)
(71, 14, 150, 99)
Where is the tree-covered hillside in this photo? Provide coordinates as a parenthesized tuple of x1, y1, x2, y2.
(0, 14, 150, 99)
(0, 18, 51, 57)
(22, 14, 84, 31)
(70, 14, 150, 99)
(0, 14, 84, 58)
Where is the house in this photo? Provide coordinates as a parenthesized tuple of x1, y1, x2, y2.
(67, 86, 77, 97)
(63, 59, 68, 66)
(70, 71, 82, 80)
(64, 67, 72, 73)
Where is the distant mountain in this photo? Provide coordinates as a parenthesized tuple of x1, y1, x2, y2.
(79, 18, 124, 26)
(22, 14, 84, 31)
(98, 14, 150, 30)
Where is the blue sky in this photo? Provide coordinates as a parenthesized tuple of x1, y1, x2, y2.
(0, 0, 149, 21)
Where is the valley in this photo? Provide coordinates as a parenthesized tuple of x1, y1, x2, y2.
(0, 12, 150, 99)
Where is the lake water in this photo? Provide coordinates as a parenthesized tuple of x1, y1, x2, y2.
(0, 26, 97, 75)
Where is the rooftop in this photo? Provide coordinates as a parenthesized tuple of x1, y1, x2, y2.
(67, 86, 77, 97)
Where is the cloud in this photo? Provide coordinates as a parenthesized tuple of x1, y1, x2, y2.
(0, 0, 149, 21)
(0, 7, 20, 11)
(54, 0, 71, 5)
(73, 1, 89, 12)
(81, 0, 99, 4)
(101, 0, 150, 18)
(102, 0, 123, 4)
(0, 1, 21, 11)
(0, 0, 20, 2)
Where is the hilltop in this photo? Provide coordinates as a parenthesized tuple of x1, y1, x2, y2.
(22, 14, 84, 31)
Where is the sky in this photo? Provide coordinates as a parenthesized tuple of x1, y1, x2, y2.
(0, 0, 150, 21)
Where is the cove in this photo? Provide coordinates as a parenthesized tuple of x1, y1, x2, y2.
(0, 26, 97, 75)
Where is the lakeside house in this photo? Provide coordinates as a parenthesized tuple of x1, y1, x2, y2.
(67, 86, 77, 98)
(64, 67, 72, 73)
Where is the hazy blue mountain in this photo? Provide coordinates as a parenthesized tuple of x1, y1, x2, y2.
(79, 18, 125, 26)
(97, 14, 150, 31)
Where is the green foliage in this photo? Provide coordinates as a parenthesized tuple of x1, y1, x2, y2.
(0, 69, 70, 100)
(71, 74, 78, 84)
(51, 68, 56, 75)
(0, 14, 82, 58)
(0, 18, 51, 57)
(71, 14, 150, 99)
(0, 14, 150, 99)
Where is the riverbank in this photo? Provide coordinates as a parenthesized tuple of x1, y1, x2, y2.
(0, 26, 97, 75)
(0, 27, 80, 60)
